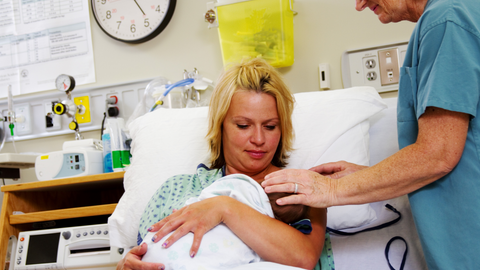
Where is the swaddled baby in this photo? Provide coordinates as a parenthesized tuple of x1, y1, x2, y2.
(141, 174, 309, 270)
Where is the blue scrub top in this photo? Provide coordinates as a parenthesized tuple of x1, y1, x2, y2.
(398, 0, 480, 268)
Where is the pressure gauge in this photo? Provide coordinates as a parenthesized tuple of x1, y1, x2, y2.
(55, 74, 76, 92)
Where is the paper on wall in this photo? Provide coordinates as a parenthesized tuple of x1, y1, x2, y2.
(0, 0, 95, 97)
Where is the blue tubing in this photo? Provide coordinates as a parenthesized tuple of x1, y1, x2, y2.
(163, 78, 195, 97)
(150, 78, 195, 112)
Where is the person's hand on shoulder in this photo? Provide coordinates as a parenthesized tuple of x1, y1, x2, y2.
(262, 169, 338, 208)
(116, 243, 165, 270)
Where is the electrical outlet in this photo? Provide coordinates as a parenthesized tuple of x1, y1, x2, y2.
(44, 101, 61, 130)
(14, 103, 33, 135)
(73, 95, 91, 124)
(342, 41, 408, 93)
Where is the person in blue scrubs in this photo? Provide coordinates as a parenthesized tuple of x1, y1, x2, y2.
(262, 0, 480, 268)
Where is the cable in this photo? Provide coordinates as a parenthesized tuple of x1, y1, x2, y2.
(100, 112, 107, 139)
(385, 236, 408, 270)
(327, 204, 402, 236)
(102, 96, 118, 139)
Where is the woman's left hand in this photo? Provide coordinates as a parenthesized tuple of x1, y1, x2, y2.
(146, 196, 230, 258)
(262, 169, 338, 208)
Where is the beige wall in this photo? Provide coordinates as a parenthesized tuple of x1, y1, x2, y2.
(2, 0, 416, 180)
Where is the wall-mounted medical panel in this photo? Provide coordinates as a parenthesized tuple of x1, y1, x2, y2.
(0, 79, 151, 142)
(342, 41, 408, 93)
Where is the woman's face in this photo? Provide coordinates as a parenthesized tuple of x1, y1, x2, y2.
(355, 0, 423, 23)
(222, 90, 281, 179)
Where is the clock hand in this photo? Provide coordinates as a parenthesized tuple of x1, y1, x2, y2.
(133, 0, 145, 15)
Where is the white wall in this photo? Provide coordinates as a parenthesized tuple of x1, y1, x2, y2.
(1, 0, 416, 180)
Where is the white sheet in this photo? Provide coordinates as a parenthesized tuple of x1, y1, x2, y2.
(231, 262, 305, 270)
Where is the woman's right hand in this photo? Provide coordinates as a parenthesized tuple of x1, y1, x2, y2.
(116, 243, 165, 270)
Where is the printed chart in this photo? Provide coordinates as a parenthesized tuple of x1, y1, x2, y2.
(0, 0, 95, 97)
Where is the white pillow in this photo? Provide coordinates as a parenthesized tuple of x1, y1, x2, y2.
(287, 89, 386, 230)
(108, 86, 386, 249)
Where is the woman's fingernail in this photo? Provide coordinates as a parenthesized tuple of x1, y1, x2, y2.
(151, 235, 157, 242)
(159, 266, 165, 270)
(162, 241, 169, 247)
(147, 226, 153, 232)
(190, 251, 196, 258)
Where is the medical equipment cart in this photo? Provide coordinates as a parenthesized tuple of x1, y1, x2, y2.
(0, 171, 125, 268)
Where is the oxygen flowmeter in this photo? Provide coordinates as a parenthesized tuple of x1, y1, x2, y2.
(52, 74, 83, 140)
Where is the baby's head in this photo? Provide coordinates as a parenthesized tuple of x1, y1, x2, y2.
(267, 192, 309, 224)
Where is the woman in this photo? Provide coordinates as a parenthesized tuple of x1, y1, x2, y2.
(262, 0, 480, 269)
(117, 58, 327, 270)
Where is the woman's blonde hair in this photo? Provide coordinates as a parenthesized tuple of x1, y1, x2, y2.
(207, 58, 295, 169)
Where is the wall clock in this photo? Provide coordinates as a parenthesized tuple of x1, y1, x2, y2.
(91, 0, 176, 44)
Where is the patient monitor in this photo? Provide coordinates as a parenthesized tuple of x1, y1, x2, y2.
(35, 139, 103, 181)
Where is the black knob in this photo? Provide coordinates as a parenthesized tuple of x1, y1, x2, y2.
(107, 107, 119, 117)
(62, 231, 71, 240)
(53, 103, 66, 115)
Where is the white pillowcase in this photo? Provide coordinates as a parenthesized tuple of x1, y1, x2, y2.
(108, 86, 386, 249)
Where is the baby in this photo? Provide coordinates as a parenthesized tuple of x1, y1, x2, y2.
(141, 174, 309, 269)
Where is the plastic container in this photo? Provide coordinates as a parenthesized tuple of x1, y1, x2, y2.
(102, 124, 113, 173)
(108, 118, 131, 172)
(216, 0, 295, 67)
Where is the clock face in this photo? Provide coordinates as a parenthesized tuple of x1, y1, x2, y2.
(91, 0, 176, 44)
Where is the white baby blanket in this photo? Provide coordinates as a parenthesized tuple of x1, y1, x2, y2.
(141, 174, 273, 269)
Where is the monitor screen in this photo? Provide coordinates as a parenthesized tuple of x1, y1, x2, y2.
(26, 233, 60, 265)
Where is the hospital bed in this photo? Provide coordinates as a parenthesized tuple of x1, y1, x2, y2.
(108, 86, 427, 270)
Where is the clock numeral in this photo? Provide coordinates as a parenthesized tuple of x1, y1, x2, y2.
(144, 18, 149, 27)
(130, 24, 136, 33)
(101, 0, 106, 4)
(117, 21, 121, 29)
(155, 5, 161, 12)
(106, 10, 111, 19)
